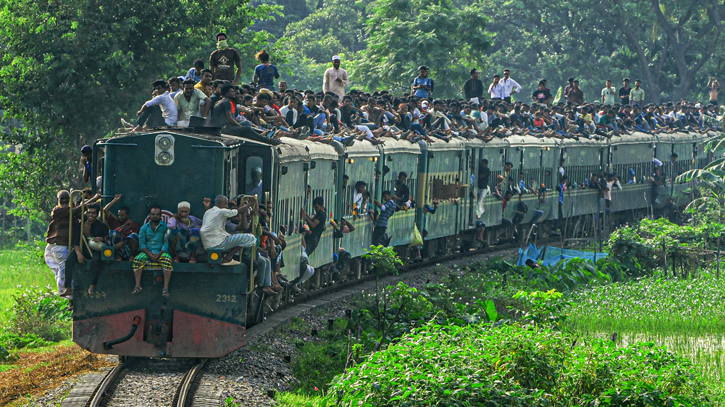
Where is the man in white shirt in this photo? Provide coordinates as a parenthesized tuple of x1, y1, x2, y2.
(601, 80, 616, 105)
(323, 55, 349, 99)
(128, 79, 178, 132)
(500, 69, 522, 103)
(200, 195, 256, 265)
(488, 74, 503, 100)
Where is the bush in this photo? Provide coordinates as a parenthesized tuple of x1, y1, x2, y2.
(7, 286, 71, 342)
(326, 322, 713, 406)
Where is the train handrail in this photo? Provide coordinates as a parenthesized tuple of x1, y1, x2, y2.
(238, 195, 259, 295)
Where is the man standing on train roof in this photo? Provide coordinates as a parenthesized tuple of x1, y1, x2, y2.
(132, 205, 173, 297)
(464, 68, 484, 105)
(209, 32, 242, 85)
(323, 55, 349, 100)
(200, 195, 257, 265)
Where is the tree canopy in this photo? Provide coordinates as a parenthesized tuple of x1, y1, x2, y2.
(2, 0, 725, 218)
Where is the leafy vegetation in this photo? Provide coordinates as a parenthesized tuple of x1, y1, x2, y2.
(326, 323, 711, 406)
(5, 286, 72, 343)
(608, 218, 725, 274)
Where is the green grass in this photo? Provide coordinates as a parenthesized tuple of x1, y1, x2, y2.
(0, 249, 54, 323)
(275, 392, 328, 407)
(564, 274, 725, 403)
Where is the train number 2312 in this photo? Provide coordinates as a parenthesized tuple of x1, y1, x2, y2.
(216, 295, 237, 303)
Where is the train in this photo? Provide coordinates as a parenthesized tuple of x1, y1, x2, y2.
(70, 127, 718, 358)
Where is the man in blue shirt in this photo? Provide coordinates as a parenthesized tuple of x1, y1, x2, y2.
(132, 205, 173, 297)
(372, 191, 396, 247)
(412, 66, 432, 99)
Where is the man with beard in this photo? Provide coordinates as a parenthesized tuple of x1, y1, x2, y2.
(64, 204, 109, 298)
(103, 194, 140, 261)
(132, 206, 173, 297)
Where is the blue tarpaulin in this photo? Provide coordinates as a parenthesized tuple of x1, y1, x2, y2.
(517, 244, 608, 267)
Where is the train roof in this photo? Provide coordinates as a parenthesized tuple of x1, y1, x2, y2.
(504, 135, 558, 149)
(344, 138, 382, 158)
(422, 137, 467, 152)
(104, 128, 249, 147)
(380, 138, 422, 154)
(274, 137, 342, 164)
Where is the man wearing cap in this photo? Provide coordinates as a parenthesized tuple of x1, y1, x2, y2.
(167, 201, 203, 263)
(323, 55, 349, 99)
(464, 68, 484, 105)
(209, 32, 242, 85)
(412, 66, 432, 99)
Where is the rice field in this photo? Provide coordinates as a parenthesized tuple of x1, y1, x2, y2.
(565, 274, 725, 402)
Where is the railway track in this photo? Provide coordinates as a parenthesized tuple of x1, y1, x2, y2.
(60, 240, 529, 407)
(60, 358, 207, 407)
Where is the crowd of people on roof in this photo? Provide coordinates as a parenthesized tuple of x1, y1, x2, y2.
(44, 32, 722, 309)
(117, 32, 722, 149)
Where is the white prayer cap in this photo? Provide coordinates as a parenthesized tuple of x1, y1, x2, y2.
(332, 55, 341, 61)
(178, 201, 191, 210)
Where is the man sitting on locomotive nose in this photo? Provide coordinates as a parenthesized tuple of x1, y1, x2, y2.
(103, 194, 140, 261)
(132, 205, 173, 297)
(200, 195, 257, 266)
(64, 204, 109, 298)
(167, 201, 203, 263)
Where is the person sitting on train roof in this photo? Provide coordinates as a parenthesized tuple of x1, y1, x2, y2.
(168, 76, 182, 99)
(103, 194, 140, 261)
(121, 80, 178, 132)
(300, 196, 326, 256)
(175, 79, 211, 127)
(167, 201, 203, 264)
(132, 205, 173, 297)
(372, 191, 396, 247)
(200, 195, 257, 266)
(64, 204, 109, 299)
(186, 58, 204, 83)
(195, 69, 214, 98)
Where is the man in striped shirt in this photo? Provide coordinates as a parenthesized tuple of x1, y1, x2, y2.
(372, 191, 396, 247)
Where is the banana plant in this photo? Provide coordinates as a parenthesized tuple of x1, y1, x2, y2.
(676, 158, 725, 224)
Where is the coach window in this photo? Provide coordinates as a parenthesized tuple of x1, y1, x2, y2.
(245, 156, 264, 196)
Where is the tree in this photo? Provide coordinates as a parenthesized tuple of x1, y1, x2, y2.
(355, 0, 492, 98)
(676, 137, 725, 224)
(0, 0, 277, 217)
